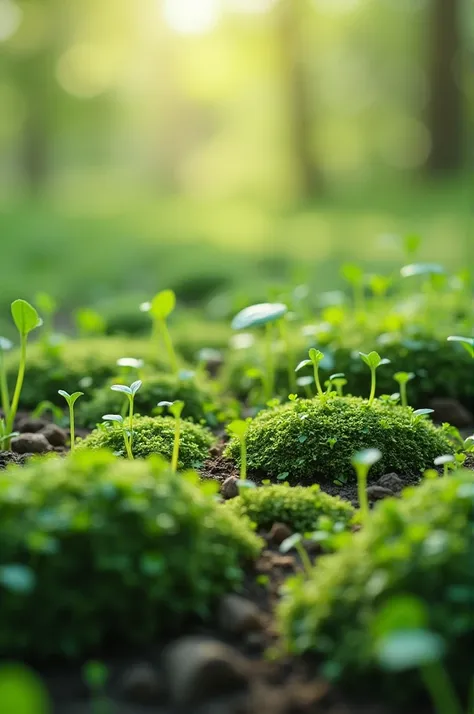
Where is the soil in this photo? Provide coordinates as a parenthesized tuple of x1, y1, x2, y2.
(1, 411, 473, 714)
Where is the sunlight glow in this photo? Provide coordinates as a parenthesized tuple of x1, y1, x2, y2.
(0, 0, 22, 42)
(226, 0, 276, 13)
(163, 0, 220, 35)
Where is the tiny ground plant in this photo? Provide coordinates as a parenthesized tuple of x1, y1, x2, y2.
(101, 414, 131, 458)
(329, 373, 347, 397)
(393, 372, 415, 408)
(296, 348, 325, 397)
(351, 448, 382, 522)
(434, 454, 456, 477)
(447, 335, 474, 359)
(157, 400, 184, 472)
(5, 300, 42, 448)
(0, 337, 13, 422)
(148, 290, 179, 374)
(58, 390, 84, 452)
(227, 419, 250, 481)
(359, 351, 390, 405)
(280, 533, 313, 577)
(232, 303, 288, 402)
(104, 380, 142, 459)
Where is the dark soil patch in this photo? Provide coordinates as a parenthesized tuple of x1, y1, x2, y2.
(0, 451, 29, 468)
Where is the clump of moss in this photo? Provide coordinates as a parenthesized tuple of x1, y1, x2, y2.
(5, 338, 165, 408)
(77, 373, 217, 428)
(225, 482, 354, 533)
(79, 415, 214, 467)
(0, 450, 262, 658)
(279, 470, 474, 695)
(225, 396, 453, 484)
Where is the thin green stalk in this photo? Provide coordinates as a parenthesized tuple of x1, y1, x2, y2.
(240, 437, 247, 481)
(368, 368, 376, 405)
(128, 397, 135, 459)
(6, 338, 26, 446)
(0, 353, 10, 422)
(279, 320, 296, 393)
(400, 382, 407, 408)
(171, 417, 180, 472)
(420, 662, 463, 714)
(313, 362, 323, 397)
(69, 404, 76, 452)
(356, 466, 369, 522)
(264, 323, 274, 401)
(295, 542, 312, 577)
(304, 384, 312, 398)
(159, 319, 178, 375)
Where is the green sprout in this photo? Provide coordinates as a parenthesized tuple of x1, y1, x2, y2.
(280, 533, 312, 577)
(327, 372, 346, 396)
(434, 454, 456, 478)
(351, 448, 382, 522)
(447, 336, 474, 359)
(227, 419, 250, 481)
(359, 351, 391, 405)
(295, 348, 325, 397)
(157, 399, 184, 472)
(58, 390, 84, 452)
(149, 290, 178, 374)
(104, 380, 142, 459)
(0, 337, 13, 422)
(0, 418, 19, 449)
(412, 408, 434, 425)
(393, 371, 415, 408)
(231, 302, 288, 402)
(5, 300, 42, 448)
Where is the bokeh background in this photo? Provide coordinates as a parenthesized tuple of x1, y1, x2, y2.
(0, 0, 472, 333)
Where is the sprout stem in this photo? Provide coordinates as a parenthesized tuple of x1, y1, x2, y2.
(6, 337, 26, 447)
(295, 541, 312, 577)
(369, 367, 376, 405)
(128, 396, 135, 459)
(313, 361, 323, 397)
(240, 434, 247, 481)
(69, 403, 76, 452)
(400, 382, 407, 408)
(420, 662, 463, 714)
(0, 352, 10, 422)
(171, 416, 181, 472)
(356, 465, 370, 522)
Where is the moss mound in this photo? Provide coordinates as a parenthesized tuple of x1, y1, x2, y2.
(226, 396, 453, 483)
(0, 451, 262, 658)
(5, 338, 165, 408)
(79, 415, 214, 467)
(279, 470, 474, 695)
(77, 373, 217, 428)
(226, 482, 354, 534)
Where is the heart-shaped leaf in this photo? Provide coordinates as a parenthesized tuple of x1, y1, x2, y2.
(228, 419, 249, 439)
(169, 400, 184, 418)
(11, 300, 42, 338)
(308, 348, 324, 365)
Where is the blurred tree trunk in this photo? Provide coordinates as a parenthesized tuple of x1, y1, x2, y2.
(276, 0, 324, 200)
(425, 0, 464, 174)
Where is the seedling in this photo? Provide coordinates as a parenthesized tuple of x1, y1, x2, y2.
(0, 337, 13, 421)
(359, 352, 391, 405)
(296, 349, 325, 398)
(232, 302, 288, 402)
(227, 419, 250, 481)
(447, 336, 474, 359)
(157, 400, 184, 472)
(328, 372, 346, 396)
(6, 300, 42, 448)
(148, 290, 178, 374)
(58, 390, 84, 452)
(280, 533, 312, 577)
(434, 454, 456, 478)
(393, 372, 415, 408)
(101, 414, 132, 459)
(108, 380, 142, 459)
(351, 448, 382, 522)
(412, 408, 434, 425)
(0, 418, 19, 449)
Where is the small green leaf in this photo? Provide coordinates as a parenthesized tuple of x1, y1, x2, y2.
(308, 348, 324, 365)
(0, 664, 50, 714)
(102, 414, 123, 423)
(394, 372, 415, 385)
(11, 300, 42, 338)
(150, 290, 176, 320)
(228, 419, 249, 439)
(280, 533, 302, 553)
(111, 384, 132, 395)
(447, 336, 474, 358)
(130, 380, 142, 395)
(295, 359, 312, 372)
(413, 408, 434, 418)
(341, 263, 363, 285)
(169, 400, 184, 418)
(376, 629, 445, 671)
(359, 351, 382, 369)
(352, 448, 382, 468)
(434, 454, 455, 466)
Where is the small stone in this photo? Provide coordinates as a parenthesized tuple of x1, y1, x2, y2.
(378, 473, 404, 492)
(163, 637, 250, 707)
(366, 485, 393, 502)
(16, 417, 47, 433)
(429, 398, 473, 428)
(218, 594, 263, 636)
(40, 423, 67, 447)
(268, 522, 292, 546)
(221, 476, 239, 500)
(120, 663, 165, 705)
(11, 433, 51, 454)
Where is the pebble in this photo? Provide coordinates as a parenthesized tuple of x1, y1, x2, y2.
(378, 472, 404, 491)
(40, 423, 67, 447)
(366, 485, 394, 501)
(16, 417, 47, 433)
(11, 433, 52, 454)
(119, 663, 165, 705)
(218, 594, 263, 636)
(268, 522, 292, 546)
(221, 476, 239, 500)
(163, 637, 250, 707)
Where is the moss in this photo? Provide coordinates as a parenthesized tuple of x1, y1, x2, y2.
(279, 470, 474, 695)
(225, 396, 453, 484)
(78, 415, 214, 467)
(0, 450, 262, 658)
(77, 373, 218, 428)
(225, 482, 354, 533)
(5, 338, 165, 408)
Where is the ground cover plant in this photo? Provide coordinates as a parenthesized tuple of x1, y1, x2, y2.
(0, 450, 262, 659)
